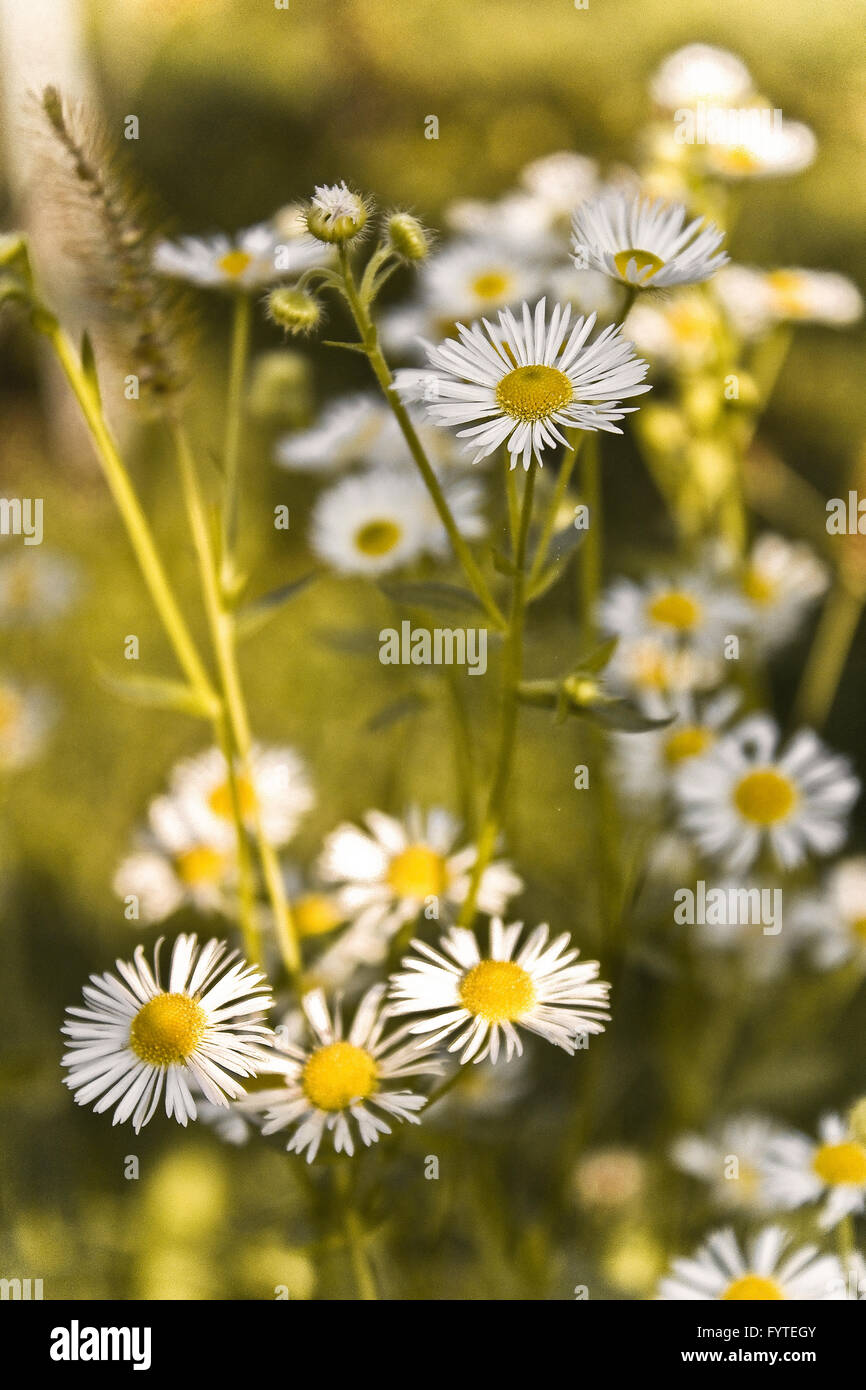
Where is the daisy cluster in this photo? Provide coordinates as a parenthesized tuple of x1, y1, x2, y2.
(36, 33, 865, 1301)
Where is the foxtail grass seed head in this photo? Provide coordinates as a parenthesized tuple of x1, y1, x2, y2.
(267, 286, 322, 335)
(387, 212, 431, 261)
(305, 182, 369, 244)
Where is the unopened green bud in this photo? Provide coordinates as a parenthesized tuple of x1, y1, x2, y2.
(387, 213, 430, 262)
(305, 182, 368, 244)
(267, 287, 321, 336)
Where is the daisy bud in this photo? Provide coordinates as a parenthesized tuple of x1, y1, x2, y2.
(387, 212, 430, 262)
(305, 182, 368, 244)
(267, 287, 321, 336)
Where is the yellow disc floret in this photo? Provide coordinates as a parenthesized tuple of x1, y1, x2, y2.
(208, 774, 257, 822)
(354, 519, 402, 557)
(459, 959, 536, 1024)
(218, 249, 253, 279)
(495, 365, 573, 424)
(470, 270, 512, 301)
(812, 1140, 866, 1186)
(387, 845, 448, 899)
(664, 725, 714, 764)
(175, 846, 227, 886)
(294, 892, 343, 938)
(722, 1274, 784, 1300)
(733, 768, 797, 825)
(129, 993, 207, 1066)
(647, 590, 703, 631)
(301, 1041, 378, 1111)
(614, 248, 665, 283)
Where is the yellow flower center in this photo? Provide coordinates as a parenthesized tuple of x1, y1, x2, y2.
(217, 249, 253, 278)
(129, 993, 207, 1066)
(174, 846, 228, 886)
(850, 917, 866, 944)
(716, 146, 762, 174)
(613, 248, 665, 283)
(470, 270, 512, 301)
(766, 270, 808, 318)
(722, 1274, 784, 1301)
(812, 1140, 866, 1186)
(733, 768, 797, 825)
(742, 566, 777, 604)
(647, 590, 703, 631)
(495, 364, 573, 424)
(664, 725, 714, 764)
(301, 1041, 377, 1111)
(668, 302, 712, 345)
(387, 845, 448, 899)
(294, 892, 343, 937)
(354, 519, 402, 557)
(208, 774, 257, 822)
(0, 686, 21, 735)
(459, 959, 536, 1023)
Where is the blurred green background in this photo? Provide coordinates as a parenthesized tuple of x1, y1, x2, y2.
(1, 0, 865, 1300)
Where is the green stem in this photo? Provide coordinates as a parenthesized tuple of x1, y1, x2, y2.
(221, 292, 252, 592)
(336, 246, 505, 630)
(578, 434, 601, 644)
(44, 325, 217, 709)
(173, 424, 302, 978)
(792, 579, 864, 730)
(528, 430, 583, 588)
(458, 467, 536, 927)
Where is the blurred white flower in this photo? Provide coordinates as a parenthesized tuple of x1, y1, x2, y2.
(649, 44, 753, 110)
(670, 1113, 784, 1211)
(657, 1225, 845, 1300)
(763, 1113, 866, 1230)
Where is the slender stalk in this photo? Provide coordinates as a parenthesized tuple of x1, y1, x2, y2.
(423, 1068, 467, 1112)
(458, 467, 536, 927)
(792, 578, 864, 729)
(221, 292, 253, 591)
(45, 324, 217, 709)
(172, 425, 302, 977)
(528, 431, 583, 588)
(336, 246, 505, 630)
(578, 433, 601, 643)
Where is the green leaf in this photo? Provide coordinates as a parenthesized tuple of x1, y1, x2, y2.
(366, 690, 429, 732)
(95, 666, 217, 719)
(80, 330, 101, 407)
(588, 699, 675, 733)
(379, 580, 485, 614)
(235, 573, 316, 638)
(572, 636, 620, 675)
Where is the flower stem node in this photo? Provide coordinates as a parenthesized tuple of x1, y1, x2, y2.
(387, 213, 431, 262)
(305, 182, 369, 244)
(267, 287, 322, 336)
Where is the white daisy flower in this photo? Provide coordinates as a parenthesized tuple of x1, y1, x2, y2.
(624, 291, 721, 370)
(153, 221, 322, 290)
(316, 807, 523, 971)
(705, 117, 817, 180)
(0, 677, 53, 770)
(674, 713, 859, 873)
(715, 264, 863, 336)
(61, 935, 274, 1132)
(738, 533, 829, 650)
(418, 298, 651, 470)
(790, 857, 866, 971)
(388, 918, 610, 1064)
(309, 467, 485, 576)
(260, 985, 441, 1162)
(113, 828, 236, 926)
(162, 744, 314, 853)
(670, 1113, 783, 1212)
(444, 192, 561, 259)
(305, 182, 368, 242)
(598, 570, 750, 661)
(657, 1226, 845, 1300)
(0, 550, 80, 626)
(763, 1113, 866, 1230)
(520, 151, 599, 222)
(649, 44, 753, 110)
(423, 239, 546, 323)
(603, 634, 724, 713)
(572, 193, 728, 289)
(612, 688, 741, 806)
